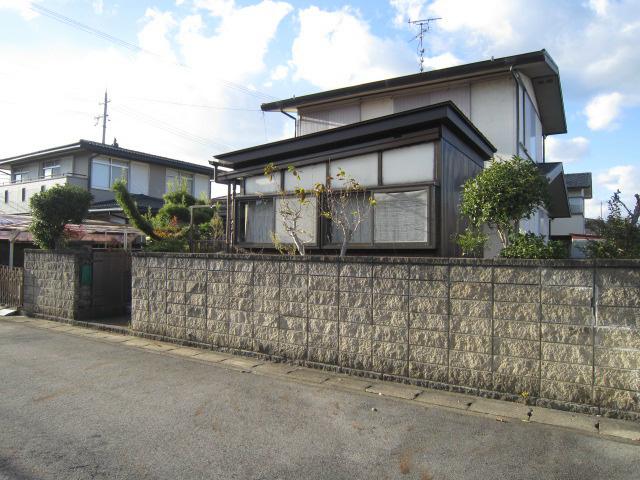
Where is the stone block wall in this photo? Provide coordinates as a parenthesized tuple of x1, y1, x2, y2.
(23, 250, 80, 319)
(131, 253, 640, 419)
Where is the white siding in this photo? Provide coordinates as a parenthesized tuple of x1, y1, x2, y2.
(393, 84, 471, 117)
(361, 97, 393, 120)
(59, 155, 73, 175)
(245, 172, 281, 194)
(129, 161, 149, 195)
(194, 174, 211, 199)
(550, 215, 586, 236)
(298, 103, 361, 135)
(382, 143, 434, 185)
(284, 163, 326, 191)
(470, 76, 517, 158)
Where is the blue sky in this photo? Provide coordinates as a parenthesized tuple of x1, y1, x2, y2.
(0, 0, 639, 214)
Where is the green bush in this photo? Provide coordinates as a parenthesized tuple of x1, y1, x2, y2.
(585, 191, 640, 258)
(29, 184, 92, 249)
(500, 233, 567, 259)
(143, 237, 188, 252)
(456, 229, 488, 257)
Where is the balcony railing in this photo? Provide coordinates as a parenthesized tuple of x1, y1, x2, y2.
(0, 173, 87, 187)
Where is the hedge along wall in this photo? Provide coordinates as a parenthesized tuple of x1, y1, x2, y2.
(131, 253, 640, 419)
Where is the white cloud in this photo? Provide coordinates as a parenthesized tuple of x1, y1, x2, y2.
(93, 0, 104, 15)
(422, 52, 462, 70)
(585, 165, 640, 218)
(290, 6, 413, 90)
(0, 1, 293, 171)
(584, 92, 624, 130)
(0, 0, 37, 20)
(270, 64, 288, 81)
(588, 0, 609, 16)
(546, 136, 590, 163)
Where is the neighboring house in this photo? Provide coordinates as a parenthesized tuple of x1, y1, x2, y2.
(550, 172, 593, 257)
(214, 50, 573, 256)
(0, 139, 214, 222)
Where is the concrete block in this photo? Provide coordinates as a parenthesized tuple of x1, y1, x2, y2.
(450, 316, 490, 336)
(595, 327, 640, 349)
(373, 277, 409, 295)
(493, 266, 539, 285)
(450, 282, 492, 301)
(542, 268, 592, 287)
(340, 263, 372, 278)
(409, 297, 448, 315)
(409, 345, 447, 366)
(450, 333, 491, 354)
(540, 379, 592, 404)
(409, 280, 448, 298)
(595, 386, 640, 412)
(594, 366, 639, 391)
(409, 264, 448, 281)
(541, 324, 593, 345)
(450, 299, 491, 319)
(494, 319, 539, 341)
(373, 309, 408, 327)
(493, 302, 538, 322)
(449, 367, 492, 390)
(542, 361, 592, 385)
(372, 341, 407, 361)
(595, 348, 640, 369)
(541, 286, 592, 306)
(373, 293, 407, 311)
(493, 355, 539, 377)
(450, 266, 491, 283)
(541, 304, 593, 325)
(449, 350, 491, 371)
(409, 330, 447, 349)
(493, 338, 539, 359)
(597, 268, 640, 288)
(372, 356, 407, 376)
(597, 306, 640, 328)
(542, 343, 592, 365)
(409, 362, 448, 383)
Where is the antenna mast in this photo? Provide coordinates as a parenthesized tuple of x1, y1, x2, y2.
(95, 90, 111, 144)
(408, 17, 441, 72)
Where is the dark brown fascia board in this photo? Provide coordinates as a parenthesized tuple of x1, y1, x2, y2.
(0, 139, 214, 176)
(261, 50, 555, 112)
(0, 142, 83, 166)
(214, 102, 495, 175)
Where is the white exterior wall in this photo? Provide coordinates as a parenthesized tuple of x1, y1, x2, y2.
(129, 161, 150, 195)
(0, 175, 88, 215)
(361, 97, 393, 120)
(59, 155, 74, 175)
(550, 215, 586, 236)
(470, 76, 517, 158)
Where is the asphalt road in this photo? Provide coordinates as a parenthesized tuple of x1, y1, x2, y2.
(1, 321, 638, 480)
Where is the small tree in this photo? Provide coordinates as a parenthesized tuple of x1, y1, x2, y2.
(585, 190, 640, 258)
(265, 164, 311, 255)
(313, 168, 375, 257)
(113, 179, 159, 240)
(29, 184, 92, 249)
(458, 156, 550, 255)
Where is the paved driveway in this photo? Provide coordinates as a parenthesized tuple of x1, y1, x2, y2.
(0, 320, 638, 480)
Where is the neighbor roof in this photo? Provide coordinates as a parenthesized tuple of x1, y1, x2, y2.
(0, 139, 215, 176)
(89, 194, 165, 212)
(536, 162, 570, 218)
(262, 49, 566, 136)
(565, 172, 592, 189)
(215, 102, 496, 177)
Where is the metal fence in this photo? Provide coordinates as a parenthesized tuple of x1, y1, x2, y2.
(0, 265, 23, 307)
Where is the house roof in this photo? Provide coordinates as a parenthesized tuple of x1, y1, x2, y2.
(564, 172, 593, 199)
(89, 194, 165, 212)
(215, 102, 496, 176)
(0, 139, 215, 176)
(565, 172, 592, 189)
(262, 49, 566, 136)
(536, 162, 570, 218)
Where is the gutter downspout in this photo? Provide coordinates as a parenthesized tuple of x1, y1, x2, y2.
(510, 66, 520, 157)
(280, 109, 297, 136)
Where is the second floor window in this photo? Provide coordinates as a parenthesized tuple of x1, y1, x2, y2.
(42, 160, 61, 178)
(521, 91, 543, 162)
(166, 169, 194, 194)
(12, 170, 28, 183)
(569, 197, 584, 215)
(91, 158, 128, 189)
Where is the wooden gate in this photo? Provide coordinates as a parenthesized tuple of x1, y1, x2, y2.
(0, 265, 23, 307)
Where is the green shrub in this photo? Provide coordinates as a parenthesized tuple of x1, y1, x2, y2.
(500, 233, 567, 259)
(113, 180, 159, 240)
(29, 184, 92, 249)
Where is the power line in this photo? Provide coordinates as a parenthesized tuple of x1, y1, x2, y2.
(29, 3, 277, 102)
(113, 104, 234, 151)
(122, 96, 263, 112)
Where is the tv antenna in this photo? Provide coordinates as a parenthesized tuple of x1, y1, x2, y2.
(94, 90, 111, 144)
(408, 18, 441, 72)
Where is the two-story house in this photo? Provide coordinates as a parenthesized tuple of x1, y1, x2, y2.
(213, 50, 573, 257)
(550, 172, 593, 257)
(0, 139, 214, 221)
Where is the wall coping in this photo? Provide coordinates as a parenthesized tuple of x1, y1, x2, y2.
(131, 251, 640, 268)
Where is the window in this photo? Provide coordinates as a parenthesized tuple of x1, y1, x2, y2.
(330, 153, 378, 188)
(382, 143, 434, 185)
(21, 188, 26, 202)
(238, 198, 275, 244)
(91, 158, 128, 189)
(569, 197, 584, 215)
(284, 163, 326, 191)
(522, 92, 542, 162)
(245, 172, 281, 194)
(166, 169, 194, 194)
(42, 160, 60, 178)
(274, 196, 318, 244)
(330, 195, 373, 245)
(374, 190, 429, 243)
(12, 170, 28, 183)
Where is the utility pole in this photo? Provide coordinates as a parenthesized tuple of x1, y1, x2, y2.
(95, 90, 110, 144)
(408, 18, 441, 72)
